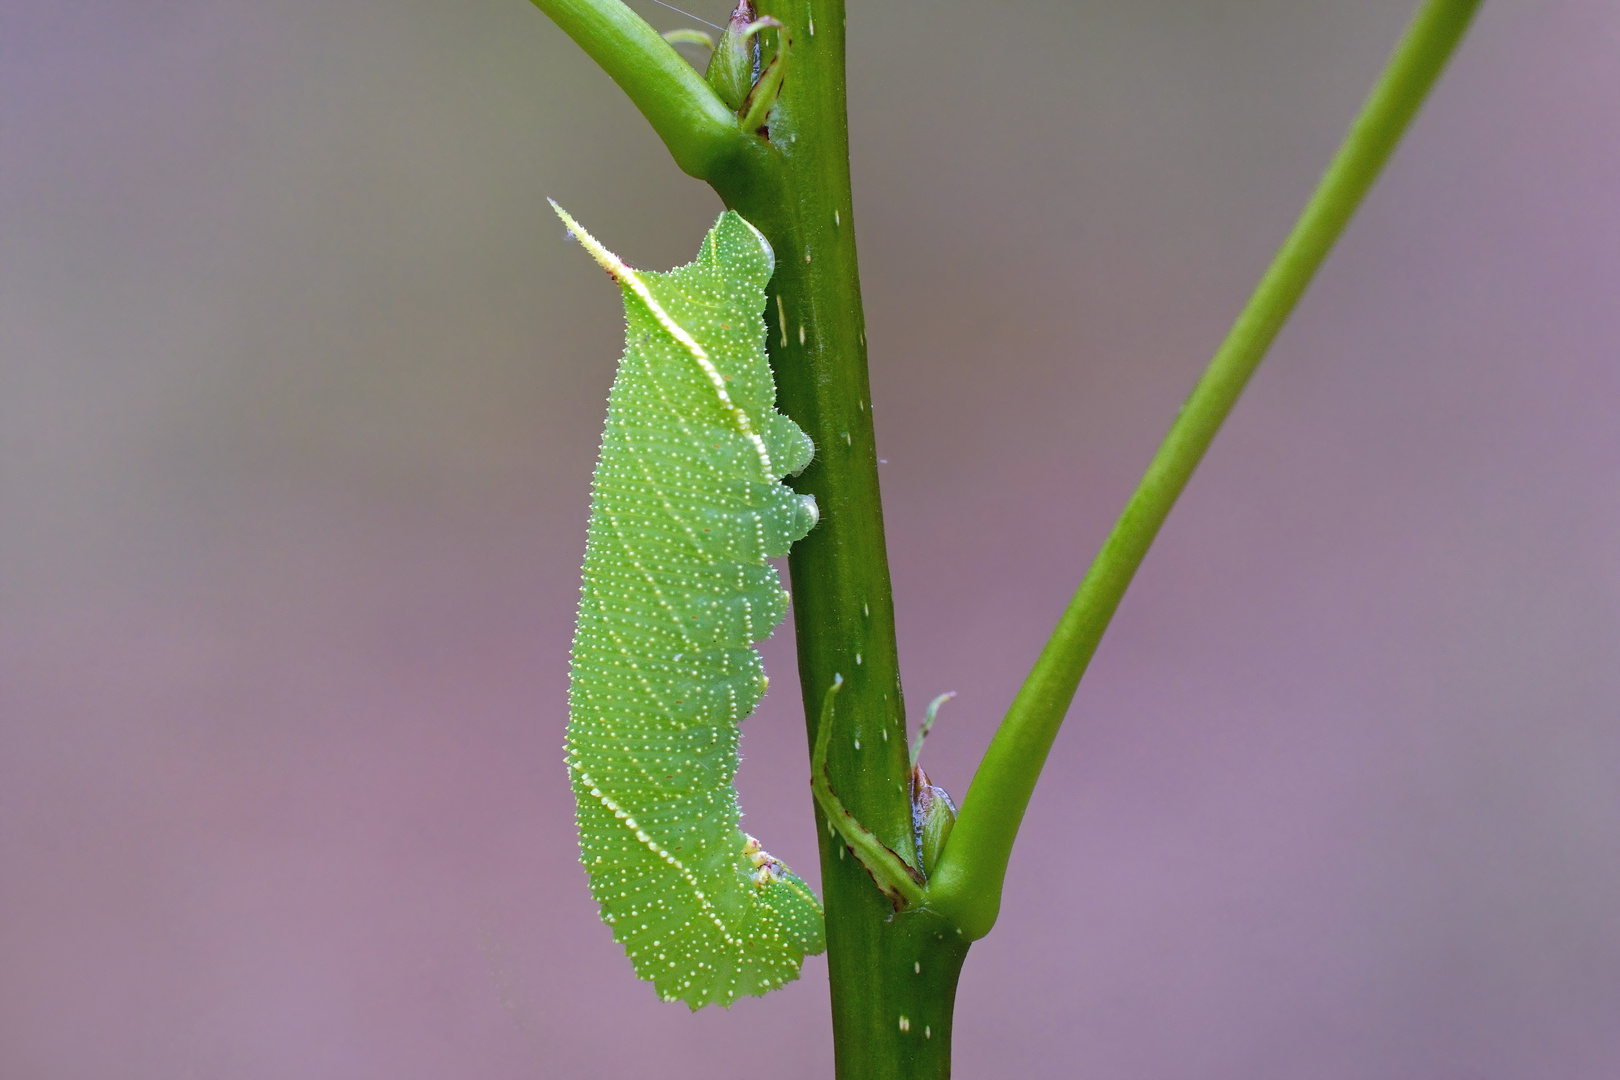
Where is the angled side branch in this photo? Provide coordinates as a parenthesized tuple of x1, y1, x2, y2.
(528, 0, 747, 180)
(926, 0, 1485, 942)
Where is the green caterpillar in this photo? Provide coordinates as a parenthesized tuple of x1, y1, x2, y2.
(555, 202, 825, 1009)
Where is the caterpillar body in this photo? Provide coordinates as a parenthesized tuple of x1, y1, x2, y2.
(555, 203, 825, 1009)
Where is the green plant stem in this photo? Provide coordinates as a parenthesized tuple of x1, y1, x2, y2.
(526, 0, 743, 178)
(927, 0, 1483, 942)
(812, 676, 930, 907)
(707, 4, 961, 1074)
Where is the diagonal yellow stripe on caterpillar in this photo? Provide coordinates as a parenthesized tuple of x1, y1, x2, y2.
(549, 199, 775, 478)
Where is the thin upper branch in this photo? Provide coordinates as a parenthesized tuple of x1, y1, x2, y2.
(529, 0, 746, 181)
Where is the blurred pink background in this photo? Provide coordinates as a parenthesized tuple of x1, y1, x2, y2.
(2, 1, 1617, 1076)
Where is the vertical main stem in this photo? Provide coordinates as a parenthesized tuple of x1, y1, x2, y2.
(711, 3, 966, 1076)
